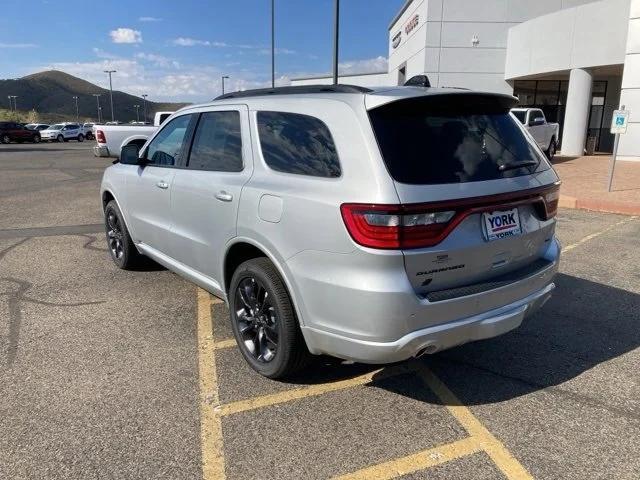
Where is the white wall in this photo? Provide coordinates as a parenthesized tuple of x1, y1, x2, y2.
(388, 0, 429, 84)
(619, 0, 640, 160)
(505, 0, 631, 80)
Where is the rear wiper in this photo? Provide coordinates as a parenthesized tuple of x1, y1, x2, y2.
(498, 160, 538, 172)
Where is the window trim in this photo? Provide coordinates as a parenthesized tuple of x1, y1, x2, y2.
(255, 110, 342, 179)
(183, 110, 245, 173)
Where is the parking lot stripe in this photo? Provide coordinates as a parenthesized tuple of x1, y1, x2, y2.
(562, 216, 637, 253)
(416, 364, 533, 480)
(197, 288, 226, 480)
(217, 364, 412, 417)
(332, 437, 482, 480)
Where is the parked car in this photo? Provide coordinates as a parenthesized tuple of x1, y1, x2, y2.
(40, 123, 85, 142)
(93, 111, 174, 158)
(101, 85, 561, 379)
(82, 123, 95, 140)
(0, 121, 42, 143)
(25, 123, 51, 131)
(510, 108, 560, 160)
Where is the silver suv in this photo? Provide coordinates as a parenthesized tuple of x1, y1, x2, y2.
(101, 85, 561, 378)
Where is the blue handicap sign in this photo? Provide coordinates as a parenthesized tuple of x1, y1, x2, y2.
(616, 116, 624, 126)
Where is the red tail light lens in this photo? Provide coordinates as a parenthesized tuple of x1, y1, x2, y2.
(96, 130, 106, 143)
(341, 182, 561, 250)
(341, 204, 457, 249)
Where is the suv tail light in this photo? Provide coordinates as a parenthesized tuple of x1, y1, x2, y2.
(341, 182, 561, 250)
(96, 130, 106, 143)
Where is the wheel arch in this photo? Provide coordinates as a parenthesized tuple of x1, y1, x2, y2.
(223, 238, 307, 327)
(101, 188, 138, 245)
(120, 135, 149, 153)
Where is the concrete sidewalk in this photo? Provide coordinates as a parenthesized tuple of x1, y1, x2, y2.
(553, 155, 640, 215)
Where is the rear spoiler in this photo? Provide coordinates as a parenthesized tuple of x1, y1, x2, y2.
(365, 90, 519, 112)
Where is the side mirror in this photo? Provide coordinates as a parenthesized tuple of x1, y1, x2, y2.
(119, 143, 142, 165)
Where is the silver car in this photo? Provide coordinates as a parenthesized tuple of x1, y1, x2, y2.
(100, 85, 561, 378)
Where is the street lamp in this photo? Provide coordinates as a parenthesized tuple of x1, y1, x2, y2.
(12, 96, 18, 111)
(141, 94, 148, 123)
(134, 104, 140, 123)
(92, 94, 102, 123)
(72, 96, 79, 122)
(104, 70, 116, 122)
(271, 0, 275, 88)
(221, 75, 229, 95)
(7, 95, 11, 111)
(332, 0, 340, 85)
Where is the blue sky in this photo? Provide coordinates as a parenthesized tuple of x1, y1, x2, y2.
(0, 0, 403, 102)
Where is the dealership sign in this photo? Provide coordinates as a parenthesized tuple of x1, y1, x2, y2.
(405, 14, 419, 35)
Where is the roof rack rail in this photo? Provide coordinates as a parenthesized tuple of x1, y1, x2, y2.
(214, 84, 373, 100)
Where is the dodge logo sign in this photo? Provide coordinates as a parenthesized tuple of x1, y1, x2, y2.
(392, 31, 402, 49)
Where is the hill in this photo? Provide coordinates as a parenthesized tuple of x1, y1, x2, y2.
(0, 71, 189, 123)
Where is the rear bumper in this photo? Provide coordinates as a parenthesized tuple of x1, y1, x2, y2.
(291, 236, 560, 363)
(301, 282, 554, 363)
(93, 145, 110, 157)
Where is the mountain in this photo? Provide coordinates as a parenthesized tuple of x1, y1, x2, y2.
(0, 71, 189, 123)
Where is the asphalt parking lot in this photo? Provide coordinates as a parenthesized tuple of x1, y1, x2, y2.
(1, 142, 639, 479)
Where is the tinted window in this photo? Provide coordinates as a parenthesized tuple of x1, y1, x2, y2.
(257, 111, 340, 178)
(368, 95, 549, 185)
(146, 114, 192, 166)
(187, 111, 242, 172)
(511, 110, 526, 124)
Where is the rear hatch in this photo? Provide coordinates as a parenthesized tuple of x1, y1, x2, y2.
(366, 90, 560, 297)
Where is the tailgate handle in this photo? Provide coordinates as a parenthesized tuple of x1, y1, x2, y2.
(156, 181, 169, 189)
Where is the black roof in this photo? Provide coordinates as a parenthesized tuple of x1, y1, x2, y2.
(215, 84, 372, 100)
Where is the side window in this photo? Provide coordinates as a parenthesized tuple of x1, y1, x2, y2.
(257, 111, 341, 178)
(187, 111, 243, 172)
(145, 114, 192, 167)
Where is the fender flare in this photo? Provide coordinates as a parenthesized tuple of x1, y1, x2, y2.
(119, 134, 149, 153)
(223, 236, 308, 327)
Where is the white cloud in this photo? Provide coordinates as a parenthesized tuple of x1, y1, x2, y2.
(110, 28, 143, 44)
(139, 16, 162, 22)
(172, 37, 211, 47)
(0, 43, 38, 48)
(135, 52, 180, 69)
(258, 47, 296, 55)
(92, 48, 120, 59)
(338, 56, 388, 75)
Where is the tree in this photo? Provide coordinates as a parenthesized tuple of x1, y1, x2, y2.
(27, 109, 39, 123)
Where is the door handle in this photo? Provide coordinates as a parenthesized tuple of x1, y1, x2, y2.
(156, 181, 169, 189)
(215, 191, 233, 202)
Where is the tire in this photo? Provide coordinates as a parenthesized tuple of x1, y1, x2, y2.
(1, 134, 10, 144)
(57, 134, 64, 143)
(104, 200, 144, 269)
(229, 258, 309, 379)
(546, 138, 557, 161)
(77, 134, 84, 142)
(32, 134, 41, 144)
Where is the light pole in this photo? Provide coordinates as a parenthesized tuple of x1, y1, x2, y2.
(10, 96, 18, 112)
(221, 75, 229, 95)
(72, 96, 79, 122)
(134, 104, 140, 123)
(93, 94, 102, 123)
(271, 0, 275, 88)
(98, 106, 103, 123)
(104, 70, 116, 122)
(141, 94, 148, 123)
(332, 0, 340, 85)
(7, 95, 12, 111)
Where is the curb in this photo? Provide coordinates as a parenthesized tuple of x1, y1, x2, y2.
(559, 194, 640, 216)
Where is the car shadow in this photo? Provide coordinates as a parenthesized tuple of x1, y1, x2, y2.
(285, 273, 639, 405)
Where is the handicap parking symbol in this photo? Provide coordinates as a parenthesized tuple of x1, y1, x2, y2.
(616, 116, 624, 126)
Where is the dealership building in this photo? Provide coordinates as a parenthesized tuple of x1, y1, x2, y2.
(292, 0, 640, 160)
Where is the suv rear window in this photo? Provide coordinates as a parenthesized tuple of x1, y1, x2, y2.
(368, 94, 549, 185)
(257, 111, 341, 178)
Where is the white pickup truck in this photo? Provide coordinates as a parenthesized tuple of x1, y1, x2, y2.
(510, 108, 559, 160)
(93, 111, 173, 158)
